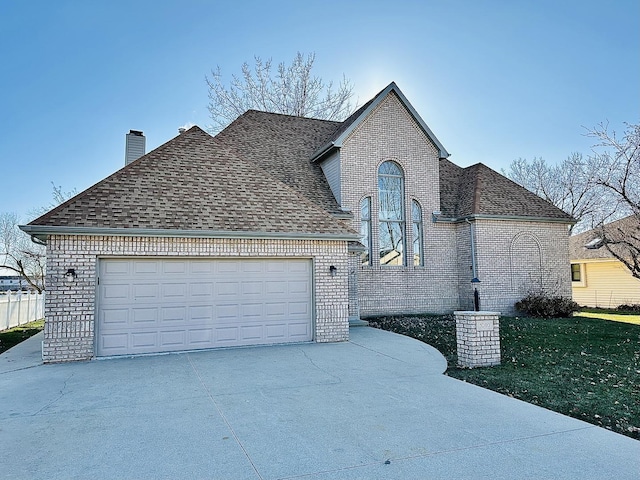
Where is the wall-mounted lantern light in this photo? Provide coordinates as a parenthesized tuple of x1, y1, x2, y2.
(64, 268, 77, 283)
(329, 265, 337, 277)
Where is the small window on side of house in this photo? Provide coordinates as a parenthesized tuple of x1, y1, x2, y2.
(571, 263, 581, 282)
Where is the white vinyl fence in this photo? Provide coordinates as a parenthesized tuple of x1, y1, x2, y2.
(0, 291, 45, 331)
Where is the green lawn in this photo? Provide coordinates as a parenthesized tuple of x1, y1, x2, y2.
(368, 314, 640, 440)
(0, 319, 44, 355)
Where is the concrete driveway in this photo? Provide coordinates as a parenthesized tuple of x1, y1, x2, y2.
(1, 327, 638, 480)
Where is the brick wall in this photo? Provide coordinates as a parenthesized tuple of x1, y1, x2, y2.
(44, 235, 350, 362)
(340, 92, 460, 316)
(472, 219, 572, 313)
(336, 92, 572, 317)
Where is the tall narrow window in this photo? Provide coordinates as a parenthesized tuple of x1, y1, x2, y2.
(412, 200, 423, 266)
(378, 161, 405, 266)
(360, 197, 372, 266)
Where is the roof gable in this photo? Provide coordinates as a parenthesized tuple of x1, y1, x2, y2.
(25, 126, 356, 239)
(311, 82, 450, 161)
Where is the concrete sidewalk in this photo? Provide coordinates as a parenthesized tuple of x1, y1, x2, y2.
(0, 330, 43, 374)
(0, 327, 638, 479)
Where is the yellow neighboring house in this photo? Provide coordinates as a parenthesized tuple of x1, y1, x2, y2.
(570, 216, 640, 308)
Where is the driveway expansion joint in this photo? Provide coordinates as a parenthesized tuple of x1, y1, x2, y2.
(186, 353, 265, 480)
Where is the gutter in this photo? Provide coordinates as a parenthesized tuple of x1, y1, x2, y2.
(18, 225, 360, 243)
(432, 213, 576, 225)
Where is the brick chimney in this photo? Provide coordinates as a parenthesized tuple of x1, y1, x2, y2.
(125, 130, 145, 165)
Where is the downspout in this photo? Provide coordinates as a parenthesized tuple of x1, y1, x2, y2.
(465, 218, 479, 282)
(466, 218, 481, 311)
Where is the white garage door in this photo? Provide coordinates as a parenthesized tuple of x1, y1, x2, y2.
(97, 258, 313, 356)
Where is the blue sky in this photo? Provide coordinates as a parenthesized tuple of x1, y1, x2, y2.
(1, 0, 638, 221)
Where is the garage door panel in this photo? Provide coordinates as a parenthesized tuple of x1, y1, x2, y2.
(217, 262, 240, 274)
(188, 328, 213, 345)
(288, 261, 310, 274)
(265, 324, 286, 339)
(190, 282, 214, 297)
(266, 281, 287, 295)
(101, 308, 129, 326)
(103, 261, 130, 275)
(190, 305, 213, 321)
(159, 330, 186, 347)
(97, 258, 312, 356)
(265, 303, 286, 319)
(240, 325, 263, 340)
(131, 307, 158, 325)
(190, 261, 214, 274)
(163, 261, 187, 274)
(289, 280, 309, 295)
(101, 333, 128, 352)
(216, 326, 239, 343)
(242, 261, 264, 274)
(266, 261, 286, 273)
(242, 281, 263, 295)
(133, 283, 159, 300)
(161, 306, 188, 323)
(101, 284, 130, 301)
(162, 283, 187, 299)
(241, 303, 263, 319)
(217, 282, 239, 297)
(131, 331, 158, 349)
(133, 261, 159, 275)
(288, 322, 311, 338)
(289, 302, 310, 316)
(217, 304, 239, 319)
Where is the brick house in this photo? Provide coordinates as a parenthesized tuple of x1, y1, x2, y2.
(21, 82, 573, 362)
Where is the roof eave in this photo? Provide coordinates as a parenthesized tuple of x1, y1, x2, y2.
(19, 225, 360, 243)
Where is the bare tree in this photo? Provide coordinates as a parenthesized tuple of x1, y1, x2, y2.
(206, 52, 355, 133)
(1, 183, 78, 292)
(588, 122, 640, 279)
(28, 182, 77, 220)
(503, 153, 604, 233)
(0, 212, 45, 293)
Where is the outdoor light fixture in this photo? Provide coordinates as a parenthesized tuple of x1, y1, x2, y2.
(329, 265, 337, 277)
(64, 268, 77, 283)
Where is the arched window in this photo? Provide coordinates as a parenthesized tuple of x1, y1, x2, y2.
(360, 197, 372, 266)
(378, 161, 405, 266)
(412, 200, 423, 266)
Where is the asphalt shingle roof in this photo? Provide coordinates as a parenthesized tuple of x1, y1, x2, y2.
(439, 159, 574, 221)
(214, 110, 344, 215)
(569, 215, 640, 260)
(28, 126, 354, 237)
(29, 89, 574, 236)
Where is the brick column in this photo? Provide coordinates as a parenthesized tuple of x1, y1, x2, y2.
(454, 311, 501, 368)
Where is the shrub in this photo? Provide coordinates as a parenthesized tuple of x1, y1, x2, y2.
(515, 293, 580, 318)
(616, 304, 640, 313)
